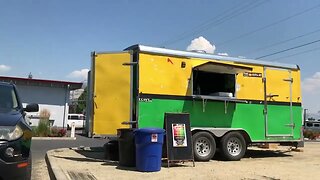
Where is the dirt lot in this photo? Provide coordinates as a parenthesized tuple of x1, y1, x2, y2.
(48, 142, 320, 180)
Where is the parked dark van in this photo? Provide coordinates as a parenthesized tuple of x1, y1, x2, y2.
(0, 82, 38, 180)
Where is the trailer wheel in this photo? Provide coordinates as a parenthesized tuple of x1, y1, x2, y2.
(192, 132, 216, 161)
(220, 131, 246, 161)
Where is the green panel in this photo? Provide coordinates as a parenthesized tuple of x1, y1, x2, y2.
(138, 99, 302, 141)
(184, 101, 235, 128)
(293, 106, 303, 139)
(231, 103, 266, 140)
(267, 105, 302, 139)
(267, 105, 291, 135)
(138, 99, 235, 128)
(138, 99, 183, 128)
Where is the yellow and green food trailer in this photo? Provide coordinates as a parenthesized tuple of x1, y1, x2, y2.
(86, 45, 303, 161)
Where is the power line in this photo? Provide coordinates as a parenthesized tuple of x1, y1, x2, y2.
(269, 46, 320, 61)
(160, 1, 260, 46)
(256, 39, 320, 59)
(159, 0, 267, 46)
(217, 3, 320, 46)
(242, 27, 320, 55)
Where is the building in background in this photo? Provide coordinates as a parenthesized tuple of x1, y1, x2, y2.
(0, 76, 82, 128)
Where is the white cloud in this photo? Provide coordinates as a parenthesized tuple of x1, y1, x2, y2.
(218, 52, 229, 56)
(67, 69, 89, 81)
(0, 65, 11, 73)
(302, 72, 320, 93)
(187, 36, 216, 54)
(302, 72, 320, 113)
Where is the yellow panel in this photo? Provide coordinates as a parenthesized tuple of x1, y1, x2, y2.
(291, 70, 302, 103)
(138, 53, 301, 102)
(93, 52, 131, 135)
(266, 68, 291, 102)
(139, 53, 193, 96)
(139, 53, 263, 99)
(236, 66, 265, 101)
(265, 68, 301, 103)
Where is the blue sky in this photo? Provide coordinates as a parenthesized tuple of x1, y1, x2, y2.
(1, 0, 320, 114)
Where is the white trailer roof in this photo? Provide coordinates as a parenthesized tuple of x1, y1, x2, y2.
(125, 44, 299, 70)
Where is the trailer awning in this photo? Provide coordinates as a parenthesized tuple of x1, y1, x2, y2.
(193, 61, 253, 74)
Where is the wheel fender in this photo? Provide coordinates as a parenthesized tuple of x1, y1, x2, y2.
(191, 128, 251, 143)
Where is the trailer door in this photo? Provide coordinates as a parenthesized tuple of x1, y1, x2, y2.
(92, 52, 132, 135)
(264, 67, 294, 137)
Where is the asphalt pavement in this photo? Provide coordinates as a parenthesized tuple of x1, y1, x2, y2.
(31, 131, 107, 180)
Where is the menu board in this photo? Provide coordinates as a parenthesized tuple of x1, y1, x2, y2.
(164, 113, 194, 167)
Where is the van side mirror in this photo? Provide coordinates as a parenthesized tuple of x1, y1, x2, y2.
(24, 103, 39, 112)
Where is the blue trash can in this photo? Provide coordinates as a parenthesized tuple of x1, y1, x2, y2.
(134, 128, 165, 172)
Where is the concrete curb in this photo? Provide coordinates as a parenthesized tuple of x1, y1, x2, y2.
(45, 149, 71, 180)
(32, 137, 76, 140)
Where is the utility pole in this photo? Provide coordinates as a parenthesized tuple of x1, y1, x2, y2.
(303, 109, 308, 125)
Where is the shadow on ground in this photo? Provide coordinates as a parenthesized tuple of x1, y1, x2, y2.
(52, 146, 106, 163)
(74, 147, 105, 159)
(244, 149, 292, 159)
(211, 148, 292, 161)
(73, 146, 293, 162)
(53, 145, 293, 173)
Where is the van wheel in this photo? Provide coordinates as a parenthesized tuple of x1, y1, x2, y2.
(220, 132, 246, 161)
(192, 132, 216, 161)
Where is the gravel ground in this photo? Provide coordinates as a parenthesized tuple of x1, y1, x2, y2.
(47, 142, 320, 180)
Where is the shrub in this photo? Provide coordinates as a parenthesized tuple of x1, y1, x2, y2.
(49, 126, 67, 137)
(31, 127, 38, 137)
(303, 129, 320, 140)
(36, 119, 50, 137)
(32, 109, 51, 137)
(37, 109, 51, 136)
(31, 109, 67, 137)
(40, 109, 50, 119)
(58, 128, 67, 137)
(49, 126, 60, 137)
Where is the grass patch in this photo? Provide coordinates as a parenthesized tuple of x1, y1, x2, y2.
(31, 109, 67, 137)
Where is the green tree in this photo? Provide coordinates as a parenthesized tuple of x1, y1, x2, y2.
(76, 88, 87, 114)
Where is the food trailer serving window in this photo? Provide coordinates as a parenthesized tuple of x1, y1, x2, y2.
(192, 61, 252, 98)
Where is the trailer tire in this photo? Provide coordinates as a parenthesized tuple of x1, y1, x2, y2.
(192, 131, 216, 161)
(220, 131, 246, 161)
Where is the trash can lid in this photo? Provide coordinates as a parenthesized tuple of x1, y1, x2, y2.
(135, 128, 165, 134)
